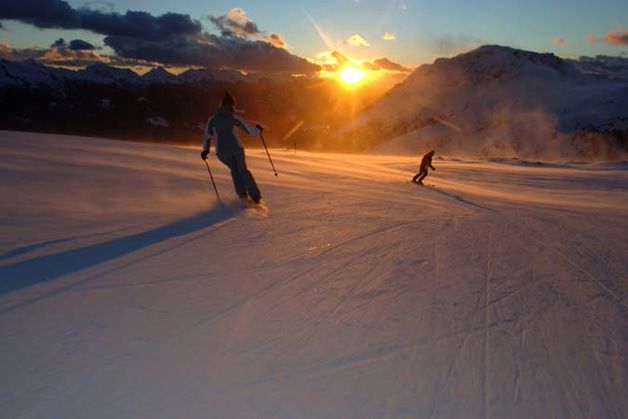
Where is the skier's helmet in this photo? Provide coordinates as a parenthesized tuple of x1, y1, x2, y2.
(221, 92, 236, 108)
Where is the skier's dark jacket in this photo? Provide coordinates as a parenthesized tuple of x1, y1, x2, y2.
(202, 106, 260, 156)
(420, 151, 436, 171)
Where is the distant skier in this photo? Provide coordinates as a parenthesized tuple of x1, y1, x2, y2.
(201, 92, 264, 204)
(412, 150, 436, 185)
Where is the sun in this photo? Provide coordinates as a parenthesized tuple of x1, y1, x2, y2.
(339, 66, 366, 86)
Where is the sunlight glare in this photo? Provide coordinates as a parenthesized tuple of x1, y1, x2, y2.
(340, 67, 366, 86)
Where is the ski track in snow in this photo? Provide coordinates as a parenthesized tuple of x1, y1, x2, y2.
(0, 131, 627, 419)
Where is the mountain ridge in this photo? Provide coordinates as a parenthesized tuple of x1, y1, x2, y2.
(1, 45, 627, 158)
(343, 45, 628, 159)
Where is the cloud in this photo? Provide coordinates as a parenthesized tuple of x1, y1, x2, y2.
(0, 1, 315, 73)
(0, 0, 202, 41)
(41, 47, 107, 66)
(209, 8, 259, 38)
(552, 38, 568, 46)
(331, 50, 351, 66)
(83, 1, 115, 14)
(267, 33, 287, 49)
(0, 41, 45, 61)
(383, 32, 396, 41)
(315, 50, 410, 73)
(209, 9, 289, 50)
(604, 29, 628, 46)
(587, 34, 600, 44)
(69, 39, 96, 50)
(51, 38, 66, 48)
(103, 34, 318, 73)
(345, 34, 370, 47)
(51, 38, 96, 50)
(0, 40, 107, 66)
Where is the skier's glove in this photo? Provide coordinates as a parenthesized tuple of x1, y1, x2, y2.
(201, 149, 209, 160)
(256, 124, 264, 133)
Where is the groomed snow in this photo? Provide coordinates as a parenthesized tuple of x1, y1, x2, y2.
(1, 131, 627, 418)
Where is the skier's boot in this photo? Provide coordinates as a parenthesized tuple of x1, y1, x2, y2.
(238, 192, 249, 205)
(252, 196, 262, 205)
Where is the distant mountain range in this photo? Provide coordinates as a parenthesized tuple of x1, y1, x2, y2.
(1, 46, 627, 158)
(344, 45, 628, 159)
(0, 60, 384, 147)
(0, 60, 252, 87)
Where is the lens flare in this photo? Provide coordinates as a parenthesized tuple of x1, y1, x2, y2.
(339, 67, 366, 85)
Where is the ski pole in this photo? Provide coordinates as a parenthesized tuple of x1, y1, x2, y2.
(204, 159, 223, 206)
(259, 131, 278, 176)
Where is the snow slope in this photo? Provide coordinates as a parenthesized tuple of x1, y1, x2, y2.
(1, 131, 627, 418)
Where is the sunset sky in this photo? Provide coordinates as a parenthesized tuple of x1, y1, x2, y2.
(1, 0, 627, 73)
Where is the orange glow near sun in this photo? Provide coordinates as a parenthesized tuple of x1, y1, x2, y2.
(339, 66, 366, 86)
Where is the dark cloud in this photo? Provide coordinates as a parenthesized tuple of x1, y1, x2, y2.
(208, 9, 289, 50)
(1, 41, 106, 66)
(69, 39, 96, 50)
(0, 0, 202, 41)
(209, 8, 259, 38)
(267, 33, 287, 49)
(83, 1, 115, 14)
(51, 38, 66, 48)
(605, 29, 628, 46)
(1, 0, 77, 29)
(50, 38, 95, 50)
(0, 1, 316, 73)
(104, 34, 319, 73)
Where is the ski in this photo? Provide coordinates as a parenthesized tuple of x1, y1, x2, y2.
(408, 180, 435, 188)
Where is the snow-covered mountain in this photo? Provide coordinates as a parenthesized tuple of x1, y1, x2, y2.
(178, 67, 247, 84)
(74, 62, 143, 85)
(346, 45, 628, 159)
(0, 60, 143, 87)
(2, 49, 627, 158)
(0, 59, 73, 88)
(0, 61, 247, 87)
(141, 67, 179, 84)
(570, 55, 628, 81)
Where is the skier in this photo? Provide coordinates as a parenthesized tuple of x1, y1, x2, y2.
(412, 150, 436, 185)
(201, 92, 264, 204)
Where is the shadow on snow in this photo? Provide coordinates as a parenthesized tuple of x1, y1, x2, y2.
(0, 204, 239, 295)
(428, 187, 497, 212)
